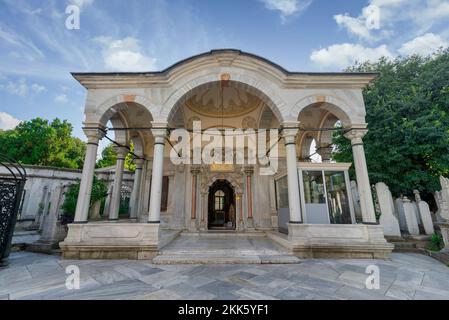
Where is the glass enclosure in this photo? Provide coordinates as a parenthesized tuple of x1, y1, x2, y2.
(325, 171, 352, 224)
(299, 166, 354, 225)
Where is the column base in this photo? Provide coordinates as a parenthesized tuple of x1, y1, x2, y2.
(189, 219, 197, 231)
(245, 218, 254, 229)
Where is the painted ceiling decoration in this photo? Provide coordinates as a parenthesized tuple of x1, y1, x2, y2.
(185, 83, 263, 118)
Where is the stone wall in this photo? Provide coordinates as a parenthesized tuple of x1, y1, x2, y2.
(0, 164, 135, 230)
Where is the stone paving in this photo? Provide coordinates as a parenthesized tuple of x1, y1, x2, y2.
(1, 251, 449, 300)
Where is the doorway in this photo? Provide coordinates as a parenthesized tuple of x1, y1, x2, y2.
(208, 179, 236, 230)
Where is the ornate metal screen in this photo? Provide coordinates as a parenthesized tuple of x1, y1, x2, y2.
(0, 155, 26, 264)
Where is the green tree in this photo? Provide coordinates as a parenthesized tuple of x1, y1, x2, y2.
(333, 49, 449, 197)
(0, 118, 86, 169)
(96, 142, 136, 171)
(61, 177, 108, 216)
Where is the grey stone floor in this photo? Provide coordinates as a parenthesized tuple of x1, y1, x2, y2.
(1, 251, 449, 300)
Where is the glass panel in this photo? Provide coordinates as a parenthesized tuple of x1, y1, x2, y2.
(275, 176, 289, 209)
(302, 171, 325, 204)
(214, 190, 225, 211)
(325, 171, 352, 224)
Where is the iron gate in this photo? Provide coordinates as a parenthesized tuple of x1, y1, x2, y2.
(0, 154, 26, 264)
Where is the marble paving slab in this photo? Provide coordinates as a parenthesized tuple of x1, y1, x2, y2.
(0, 252, 449, 300)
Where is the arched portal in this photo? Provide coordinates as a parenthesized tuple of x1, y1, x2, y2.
(208, 179, 236, 230)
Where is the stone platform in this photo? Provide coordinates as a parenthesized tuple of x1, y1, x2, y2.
(153, 232, 300, 264)
(59, 223, 180, 260)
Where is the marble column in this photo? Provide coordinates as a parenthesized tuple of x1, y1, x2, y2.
(282, 122, 302, 223)
(148, 123, 168, 223)
(201, 192, 208, 230)
(108, 146, 128, 221)
(74, 127, 105, 223)
(344, 128, 377, 224)
(129, 158, 144, 220)
(244, 167, 254, 220)
(236, 192, 244, 231)
(190, 167, 200, 221)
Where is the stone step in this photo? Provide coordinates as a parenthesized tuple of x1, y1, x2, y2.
(152, 253, 300, 265)
(391, 242, 425, 253)
(160, 248, 287, 255)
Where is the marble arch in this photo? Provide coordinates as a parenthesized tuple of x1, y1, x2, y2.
(163, 74, 287, 124)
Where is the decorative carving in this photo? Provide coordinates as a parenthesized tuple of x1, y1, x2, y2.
(242, 116, 257, 129)
(185, 83, 261, 118)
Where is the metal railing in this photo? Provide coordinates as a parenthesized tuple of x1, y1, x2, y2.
(0, 154, 26, 265)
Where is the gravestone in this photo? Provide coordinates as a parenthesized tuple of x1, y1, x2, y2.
(89, 200, 102, 220)
(376, 182, 401, 237)
(28, 184, 68, 253)
(395, 198, 408, 232)
(413, 190, 434, 235)
(402, 197, 420, 236)
(434, 191, 443, 222)
(439, 176, 449, 221)
(350, 181, 363, 222)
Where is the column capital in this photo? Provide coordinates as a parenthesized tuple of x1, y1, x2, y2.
(281, 121, 300, 145)
(319, 145, 333, 161)
(243, 166, 254, 176)
(190, 165, 201, 175)
(151, 121, 168, 144)
(344, 128, 368, 145)
(83, 126, 105, 144)
(114, 146, 129, 159)
(134, 158, 145, 169)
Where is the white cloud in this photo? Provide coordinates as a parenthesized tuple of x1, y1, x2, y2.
(94, 37, 157, 72)
(69, 0, 94, 9)
(0, 112, 21, 130)
(333, 0, 449, 42)
(31, 83, 46, 93)
(0, 26, 44, 60)
(398, 33, 448, 56)
(0, 78, 46, 96)
(334, 13, 374, 41)
(0, 78, 28, 96)
(54, 94, 69, 104)
(262, 0, 313, 21)
(413, 0, 449, 31)
(310, 43, 393, 69)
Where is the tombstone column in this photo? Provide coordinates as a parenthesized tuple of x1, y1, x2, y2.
(74, 126, 105, 223)
(344, 127, 377, 224)
(129, 158, 144, 220)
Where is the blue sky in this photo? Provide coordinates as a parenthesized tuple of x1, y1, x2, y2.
(0, 0, 448, 140)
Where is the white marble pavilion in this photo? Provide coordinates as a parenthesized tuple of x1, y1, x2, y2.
(60, 49, 393, 260)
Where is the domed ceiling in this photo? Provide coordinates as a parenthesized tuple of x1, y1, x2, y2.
(185, 84, 263, 118)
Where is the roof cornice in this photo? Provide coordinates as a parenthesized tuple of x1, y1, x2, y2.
(72, 49, 378, 89)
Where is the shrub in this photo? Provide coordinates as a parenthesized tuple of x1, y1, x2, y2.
(428, 233, 444, 252)
(60, 177, 108, 225)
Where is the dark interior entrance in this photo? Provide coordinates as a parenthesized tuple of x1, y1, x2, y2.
(208, 180, 236, 230)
